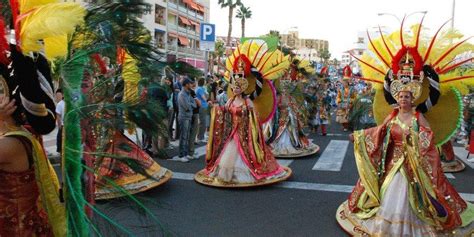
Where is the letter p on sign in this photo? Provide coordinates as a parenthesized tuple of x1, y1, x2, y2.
(200, 23, 215, 42)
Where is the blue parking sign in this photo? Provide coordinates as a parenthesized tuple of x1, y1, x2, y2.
(200, 23, 215, 42)
(200, 23, 215, 51)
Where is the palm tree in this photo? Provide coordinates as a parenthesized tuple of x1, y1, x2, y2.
(218, 0, 242, 46)
(236, 5, 252, 38)
(209, 40, 225, 73)
(317, 48, 331, 64)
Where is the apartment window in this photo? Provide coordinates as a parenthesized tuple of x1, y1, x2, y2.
(154, 30, 165, 49)
(155, 5, 166, 25)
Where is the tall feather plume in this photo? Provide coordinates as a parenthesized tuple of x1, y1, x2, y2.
(18, 2, 85, 59)
(59, 1, 170, 235)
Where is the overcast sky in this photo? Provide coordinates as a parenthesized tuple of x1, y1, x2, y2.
(209, 0, 473, 58)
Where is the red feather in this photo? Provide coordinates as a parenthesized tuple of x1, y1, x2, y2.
(246, 39, 252, 61)
(251, 41, 265, 65)
(233, 55, 251, 75)
(432, 36, 473, 68)
(415, 14, 426, 49)
(255, 49, 268, 69)
(441, 75, 474, 84)
(400, 15, 406, 48)
(258, 50, 276, 72)
(392, 46, 423, 75)
(438, 57, 474, 74)
(91, 54, 108, 74)
(423, 19, 451, 64)
(9, 0, 21, 49)
(378, 25, 394, 59)
(356, 77, 383, 84)
(0, 16, 10, 65)
(349, 52, 386, 75)
(367, 29, 390, 68)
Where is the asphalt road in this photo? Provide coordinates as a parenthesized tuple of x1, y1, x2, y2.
(80, 121, 474, 237)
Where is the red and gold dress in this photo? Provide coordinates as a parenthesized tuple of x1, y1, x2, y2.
(0, 131, 65, 237)
(0, 169, 52, 236)
(195, 98, 291, 187)
(268, 94, 319, 158)
(83, 127, 173, 200)
(336, 111, 474, 236)
(336, 86, 356, 128)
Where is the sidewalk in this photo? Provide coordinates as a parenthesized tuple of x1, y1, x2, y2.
(43, 128, 61, 164)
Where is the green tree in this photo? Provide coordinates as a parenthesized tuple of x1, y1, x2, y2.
(209, 40, 226, 73)
(235, 5, 252, 38)
(317, 48, 331, 64)
(218, 0, 242, 46)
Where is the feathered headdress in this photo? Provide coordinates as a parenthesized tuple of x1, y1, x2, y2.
(289, 56, 315, 81)
(354, 15, 474, 145)
(342, 65, 352, 81)
(225, 40, 290, 123)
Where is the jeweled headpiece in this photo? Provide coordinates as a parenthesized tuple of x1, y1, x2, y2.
(388, 52, 423, 101)
(225, 40, 290, 123)
(353, 14, 474, 145)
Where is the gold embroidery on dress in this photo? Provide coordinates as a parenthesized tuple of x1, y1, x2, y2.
(419, 131, 430, 149)
(365, 135, 375, 153)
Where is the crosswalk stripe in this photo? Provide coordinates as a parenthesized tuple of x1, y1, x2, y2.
(312, 140, 349, 171)
(453, 147, 474, 169)
(445, 173, 455, 179)
(325, 133, 346, 137)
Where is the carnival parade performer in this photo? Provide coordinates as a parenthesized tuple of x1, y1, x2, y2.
(336, 66, 356, 131)
(80, 55, 172, 201)
(0, 32, 66, 237)
(336, 16, 474, 236)
(194, 40, 292, 187)
(310, 66, 331, 136)
(266, 57, 320, 157)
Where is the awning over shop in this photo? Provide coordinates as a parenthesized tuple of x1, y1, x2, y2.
(178, 36, 189, 46)
(197, 4, 205, 12)
(178, 16, 191, 25)
(189, 20, 199, 26)
(189, 2, 200, 11)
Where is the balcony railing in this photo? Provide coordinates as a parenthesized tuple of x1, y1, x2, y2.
(178, 5, 188, 13)
(168, 23, 178, 31)
(178, 26, 188, 33)
(167, 44, 177, 52)
(197, 14, 204, 20)
(168, 2, 177, 8)
(178, 47, 193, 54)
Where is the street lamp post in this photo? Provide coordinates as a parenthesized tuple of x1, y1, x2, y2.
(377, 11, 428, 24)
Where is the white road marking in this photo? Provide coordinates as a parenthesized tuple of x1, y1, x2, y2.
(171, 172, 474, 202)
(444, 173, 456, 179)
(325, 133, 346, 137)
(453, 147, 474, 169)
(312, 140, 349, 171)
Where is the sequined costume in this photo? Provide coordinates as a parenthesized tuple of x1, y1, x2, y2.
(337, 111, 474, 236)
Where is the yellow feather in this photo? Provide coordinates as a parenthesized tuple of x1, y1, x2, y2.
(123, 52, 140, 104)
(44, 35, 67, 59)
(225, 41, 290, 79)
(20, 0, 58, 14)
(19, 3, 85, 59)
